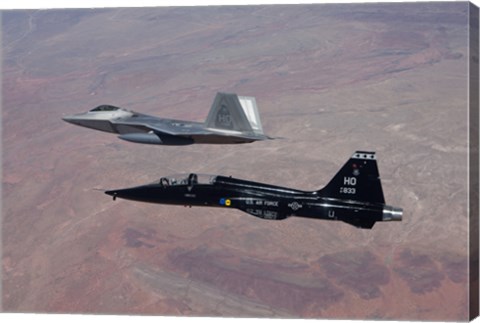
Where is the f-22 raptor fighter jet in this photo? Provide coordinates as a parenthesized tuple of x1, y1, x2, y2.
(62, 93, 271, 145)
(105, 151, 402, 229)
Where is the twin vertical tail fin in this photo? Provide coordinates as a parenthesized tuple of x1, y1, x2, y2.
(319, 151, 386, 204)
(204, 92, 266, 137)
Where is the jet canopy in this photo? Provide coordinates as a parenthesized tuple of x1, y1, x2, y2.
(155, 173, 217, 187)
(89, 105, 122, 112)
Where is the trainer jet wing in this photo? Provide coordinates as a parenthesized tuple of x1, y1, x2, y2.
(62, 92, 272, 145)
(104, 151, 403, 229)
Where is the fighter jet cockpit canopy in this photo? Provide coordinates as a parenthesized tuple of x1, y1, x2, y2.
(87, 105, 135, 119)
(89, 105, 122, 112)
(156, 173, 217, 187)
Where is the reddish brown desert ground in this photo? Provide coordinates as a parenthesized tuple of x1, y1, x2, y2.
(2, 3, 476, 320)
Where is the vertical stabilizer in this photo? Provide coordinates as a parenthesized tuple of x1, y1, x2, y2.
(205, 93, 265, 135)
(318, 151, 386, 204)
(238, 95, 264, 135)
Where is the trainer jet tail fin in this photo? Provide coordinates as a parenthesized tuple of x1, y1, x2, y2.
(204, 93, 265, 136)
(318, 151, 386, 205)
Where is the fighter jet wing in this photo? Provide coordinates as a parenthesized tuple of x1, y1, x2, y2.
(133, 116, 265, 139)
(111, 113, 204, 136)
(117, 116, 266, 145)
(145, 119, 208, 136)
(145, 120, 269, 142)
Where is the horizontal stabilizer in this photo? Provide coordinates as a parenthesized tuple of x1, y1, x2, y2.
(342, 217, 376, 229)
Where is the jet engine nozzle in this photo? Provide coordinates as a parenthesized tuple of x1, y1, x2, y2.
(382, 205, 403, 222)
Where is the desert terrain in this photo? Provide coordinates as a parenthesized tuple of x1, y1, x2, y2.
(2, 3, 476, 320)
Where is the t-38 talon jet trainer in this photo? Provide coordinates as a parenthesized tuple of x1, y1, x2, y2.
(105, 151, 402, 229)
(62, 92, 272, 145)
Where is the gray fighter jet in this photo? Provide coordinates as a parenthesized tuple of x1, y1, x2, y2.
(62, 92, 271, 145)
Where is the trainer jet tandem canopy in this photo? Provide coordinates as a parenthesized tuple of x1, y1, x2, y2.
(62, 92, 271, 145)
(105, 151, 403, 229)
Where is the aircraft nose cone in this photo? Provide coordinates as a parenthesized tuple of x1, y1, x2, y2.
(62, 115, 80, 125)
(62, 115, 72, 122)
(105, 190, 119, 200)
(104, 187, 148, 202)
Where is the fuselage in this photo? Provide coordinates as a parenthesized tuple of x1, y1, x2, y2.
(105, 174, 402, 228)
